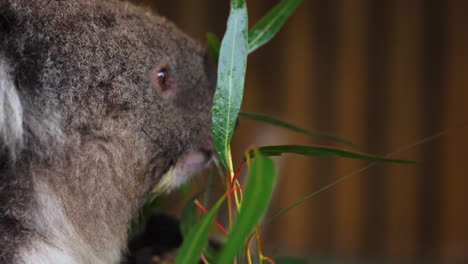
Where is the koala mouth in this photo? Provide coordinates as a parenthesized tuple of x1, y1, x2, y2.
(154, 148, 213, 193)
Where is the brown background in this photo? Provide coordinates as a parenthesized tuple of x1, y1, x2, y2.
(131, 0, 468, 262)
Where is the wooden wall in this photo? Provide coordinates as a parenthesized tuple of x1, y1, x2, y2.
(135, 0, 468, 262)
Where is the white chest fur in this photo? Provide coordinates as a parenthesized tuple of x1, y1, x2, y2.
(19, 181, 122, 264)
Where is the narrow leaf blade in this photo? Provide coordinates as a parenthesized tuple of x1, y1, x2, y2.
(256, 145, 415, 163)
(174, 197, 224, 264)
(212, 0, 249, 168)
(130, 196, 164, 232)
(180, 192, 203, 237)
(248, 0, 302, 53)
(217, 151, 277, 263)
(203, 241, 222, 263)
(275, 256, 310, 264)
(206, 32, 221, 62)
(240, 111, 358, 147)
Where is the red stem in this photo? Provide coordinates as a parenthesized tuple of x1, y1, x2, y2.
(200, 254, 209, 264)
(263, 256, 276, 264)
(231, 161, 245, 185)
(194, 200, 228, 235)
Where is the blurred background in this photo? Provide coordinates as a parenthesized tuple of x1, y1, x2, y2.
(131, 0, 468, 263)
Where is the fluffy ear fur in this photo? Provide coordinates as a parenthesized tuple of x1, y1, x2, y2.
(0, 57, 24, 160)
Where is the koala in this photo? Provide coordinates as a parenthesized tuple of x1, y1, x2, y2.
(0, 0, 216, 263)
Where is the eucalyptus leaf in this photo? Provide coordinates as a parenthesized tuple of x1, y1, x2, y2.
(174, 197, 224, 264)
(180, 192, 203, 237)
(130, 196, 163, 232)
(206, 32, 221, 62)
(248, 0, 302, 53)
(256, 145, 415, 163)
(217, 150, 277, 263)
(203, 241, 222, 263)
(240, 111, 357, 147)
(212, 0, 249, 168)
(275, 256, 310, 264)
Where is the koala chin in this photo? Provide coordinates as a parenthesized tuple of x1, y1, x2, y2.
(0, 0, 216, 263)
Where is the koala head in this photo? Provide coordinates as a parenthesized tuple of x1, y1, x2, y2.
(0, 0, 215, 262)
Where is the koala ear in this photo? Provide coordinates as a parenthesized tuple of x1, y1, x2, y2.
(150, 61, 178, 99)
(0, 58, 24, 159)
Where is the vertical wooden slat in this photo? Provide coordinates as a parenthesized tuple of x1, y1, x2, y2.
(177, 1, 208, 41)
(333, 0, 367, 257)
(440, 1, 468, 262)
(239, 0, 292, 251)
(273, 0, 317, 255)
(243, 0, 287, 115)
(152, 0, 179, 23)
(204, 0, 230, 38)
(419, 0, 446, 257)
(309, 0, 339, 254)
(385, 0, 423, 260)
(363, 0, 393, 256)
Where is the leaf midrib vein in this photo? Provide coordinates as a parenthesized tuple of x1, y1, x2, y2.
(224, 17, 240, 155)
(248, 0, 293, 48)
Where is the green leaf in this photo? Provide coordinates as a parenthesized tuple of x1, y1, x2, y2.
(180, 181, 194, 198)
(180, 192, 203, 237)
(205, 0, 302, 59)
(217, 151, 277, 263)
(275, 256, 310, 264)
(174, 197, 224, 264)
(203, 242, 222, 264)
(240, 111, 358, 148)
(256, 145, 416, 163)
(248, 0, 302, 53)
(206, 32, 221, 62)
(130, 196, 164, 232)
(212, 0, 249, 168)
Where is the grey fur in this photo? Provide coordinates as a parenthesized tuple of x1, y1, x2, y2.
(0, 0, 215, 263)
(0, 57, 23, 160)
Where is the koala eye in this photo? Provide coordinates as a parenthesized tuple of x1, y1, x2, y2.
(151, 63, 177, 98)
(157, 69, 168, 87)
